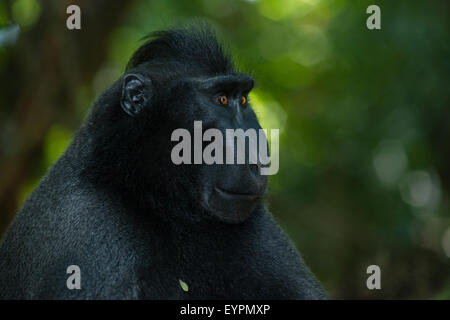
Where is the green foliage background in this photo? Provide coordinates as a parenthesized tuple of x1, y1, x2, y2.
(0, 0, 449, 298)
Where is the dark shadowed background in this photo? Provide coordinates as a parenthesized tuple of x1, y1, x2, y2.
(0, 0, 449, 299)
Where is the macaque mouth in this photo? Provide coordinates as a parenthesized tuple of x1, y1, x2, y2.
(214, 187, 263, 200)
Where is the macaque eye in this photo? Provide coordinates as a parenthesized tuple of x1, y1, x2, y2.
(216, 95, 228, 105)
(240, 96, 247, 105)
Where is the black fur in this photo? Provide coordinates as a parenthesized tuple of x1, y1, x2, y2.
(0, 25, 326, 299)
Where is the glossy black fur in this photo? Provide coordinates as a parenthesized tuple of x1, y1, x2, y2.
(0, 26, 326, 299)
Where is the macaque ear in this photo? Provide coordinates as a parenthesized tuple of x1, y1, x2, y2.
(120, 73, 152, 116)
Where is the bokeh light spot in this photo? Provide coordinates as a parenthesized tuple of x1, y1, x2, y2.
(289, 25, 329, 66)
(373, 140, 407, 186)
(11, 0, 41, 28)
(399, 170, 441, 211)
(250, 89, 287, 133)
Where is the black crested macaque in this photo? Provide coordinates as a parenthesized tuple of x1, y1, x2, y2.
(0, 26, 327, 299)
